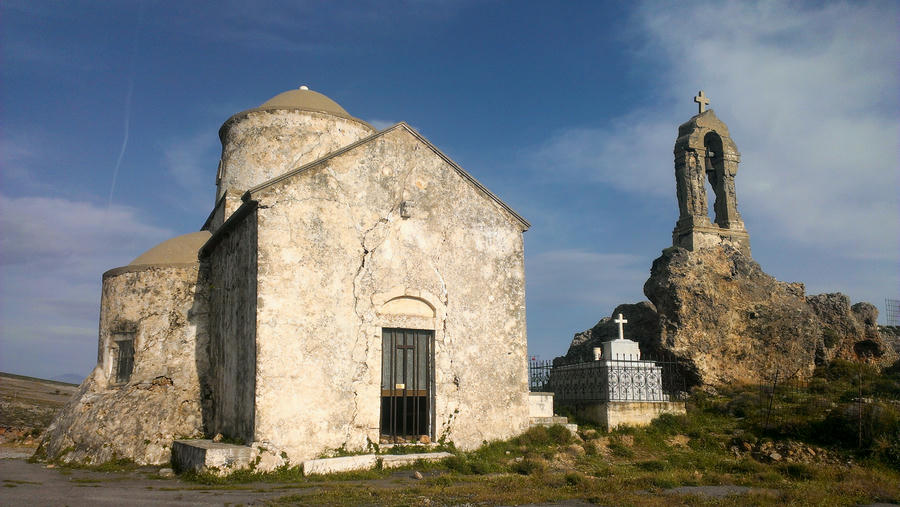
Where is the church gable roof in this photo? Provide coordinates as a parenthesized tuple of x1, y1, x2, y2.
(244, 123, 530, 231)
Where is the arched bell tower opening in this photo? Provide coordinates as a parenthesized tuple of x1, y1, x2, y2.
(703, 131, 725, 227)
(671, 92, 750, 255)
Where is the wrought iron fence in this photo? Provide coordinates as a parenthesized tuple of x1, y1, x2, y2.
(755, 369, 900, 445)
(529, 358, 553, 392)
(885, 298, 900, 326)
(529, 354, 687, 402)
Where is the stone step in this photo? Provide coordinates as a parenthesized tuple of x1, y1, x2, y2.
(529, 416, 570, 425)
(303, 452, 453, 475)
(172, 440, 453, 476)
(172, 440, 253, 473)
(529, 416, 578, 434)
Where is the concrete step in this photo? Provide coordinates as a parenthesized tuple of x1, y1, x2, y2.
(172, 440, 252, 473)
(529, 416, 570, 425)
(529, 416, 578, 434)
(172, 439, 453, 476)
(303, 452, 453, 475)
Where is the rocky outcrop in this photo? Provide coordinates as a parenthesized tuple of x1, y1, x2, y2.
(555, 302, 660, 365)
(880, 326, 900, 355)
(644, 245, 816, 384)
(642, 245, 896, 384)
(806, 295, 886, 364)
(558, 245, 897, 386)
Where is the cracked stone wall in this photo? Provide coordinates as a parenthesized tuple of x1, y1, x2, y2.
(243, 126, 530, 460)
(207, 211, 257, 443)
(42, 264, 208, 465)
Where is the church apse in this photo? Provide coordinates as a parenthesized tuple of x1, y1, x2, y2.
(671, 91, 750, 255)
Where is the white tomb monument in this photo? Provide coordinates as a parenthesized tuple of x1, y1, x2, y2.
(600, 314, 642, 360)
(550, 313, 686, 430)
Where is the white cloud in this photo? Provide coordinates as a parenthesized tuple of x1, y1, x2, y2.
(164, 131, 218, 189)
(535, 117, 673, 197)
(163, 130, 220, 210)
(526, 249, 648, 308)
(0, 132, 58, 194)
(537, 1, 899, 260)
(0, 194, 172, 378)
(0, 194, 170, 269)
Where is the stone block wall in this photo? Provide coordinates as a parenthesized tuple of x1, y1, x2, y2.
(206, 210, 258, 443)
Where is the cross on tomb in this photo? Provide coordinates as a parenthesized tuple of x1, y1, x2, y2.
(614, 313, 628, 341)
(694, 90, 710, 114)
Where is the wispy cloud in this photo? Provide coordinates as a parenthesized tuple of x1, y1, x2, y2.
(0, 193, 172, 378)
(527, 249, 648, 308)
(534, 117, 673, 197)
(163, 1, 472, 53)
(367, 118, 398, 131)
(535, 1, 899, 261)
(164, 131, 219, 193)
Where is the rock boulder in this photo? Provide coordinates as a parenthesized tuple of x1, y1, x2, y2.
(558, 245, 898, 386)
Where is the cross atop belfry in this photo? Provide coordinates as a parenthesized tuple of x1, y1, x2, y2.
(694, 90, 710, 114)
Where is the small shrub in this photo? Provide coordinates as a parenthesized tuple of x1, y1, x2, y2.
(687, 432, 720, 452)
(425, 474, 453, 486)
(564, 471, 587, 486)
(650, 413, 688, 434)
(443, 454, 498, 475)
(871, 432, 900, 469)
(650, 475, 679, 489)
(608, 437, 633, 458)
(587, 463, 614, 478)
(778, 462, 816, 481)
(512, 458, 546, 475)
(636, 459, 668, 472)
(444, 455, 470, 474)
(513, 425, 572, 448)
(547, 424, 575, 445)
(726, 458, 764, 474)
(822, 327, 840, 349)
(808, 377, 829, 394)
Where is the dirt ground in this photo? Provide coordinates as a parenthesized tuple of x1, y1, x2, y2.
(0, 453, 601, 506)
(0, 453, 308, 505)
(0, 372, 79, 433)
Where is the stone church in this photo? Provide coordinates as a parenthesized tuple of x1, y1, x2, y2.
(43, 87, 532, 465)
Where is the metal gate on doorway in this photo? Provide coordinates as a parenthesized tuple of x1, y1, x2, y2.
(380, 328, 433, 444)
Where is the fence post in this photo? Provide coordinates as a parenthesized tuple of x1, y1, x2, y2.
(764, 371, 778, 432)
(858, 365, 863, 449)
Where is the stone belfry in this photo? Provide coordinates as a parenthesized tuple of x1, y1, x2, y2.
(671, 91, 750, 255)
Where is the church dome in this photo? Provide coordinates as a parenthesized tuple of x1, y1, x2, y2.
(259, 86, 351, 117)
(215, 87, 376, 209)
(129, 231, 211, 266)
(219, 86, 372, 141)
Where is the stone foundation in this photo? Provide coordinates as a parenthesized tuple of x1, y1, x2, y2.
(565, 401, 686, 431)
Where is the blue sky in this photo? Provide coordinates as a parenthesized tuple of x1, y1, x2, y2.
(1, 0, 898, 380)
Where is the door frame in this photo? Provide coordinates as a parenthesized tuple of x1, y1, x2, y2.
(380, 327, 435, 442)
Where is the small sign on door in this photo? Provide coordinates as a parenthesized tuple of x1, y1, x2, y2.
(395, 383, 405, 389)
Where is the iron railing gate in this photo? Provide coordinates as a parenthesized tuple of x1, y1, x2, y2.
(381, 328, 433, 443)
